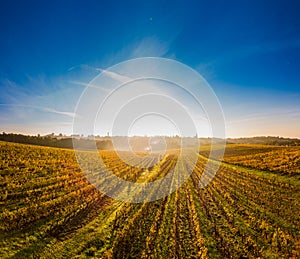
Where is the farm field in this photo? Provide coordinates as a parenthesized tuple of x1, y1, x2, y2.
(0, 141, 300, 258)
(200, 144, 300, 175)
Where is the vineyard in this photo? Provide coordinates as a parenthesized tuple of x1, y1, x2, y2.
(0, 141, 299, 258)
(200, 144, 300, 175)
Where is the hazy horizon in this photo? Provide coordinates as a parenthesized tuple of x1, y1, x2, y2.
(1, 131, 299, 140)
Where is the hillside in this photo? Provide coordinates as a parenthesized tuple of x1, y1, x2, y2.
(0, 141, 299, 258)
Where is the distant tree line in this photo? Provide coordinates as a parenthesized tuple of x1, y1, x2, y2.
(0, 132, 73, 148)
(0, 133, 113, 150)
(227, 136, 300, 146)
(0, 133, 195, 151)
(1, 133, 299, 150)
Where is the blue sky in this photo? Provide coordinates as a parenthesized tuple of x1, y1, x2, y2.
(0, 0, 300, 137)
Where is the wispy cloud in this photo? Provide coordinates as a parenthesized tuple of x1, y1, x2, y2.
(95, 69, 132, 83)
(99, 36, 172, 67)
(0, 104, 76, 118)
(130, 36, 170, 58)
(43, 108, 77, 118)
(227, 108, 300, 125)
(69, 68, 136, 90)
(68, 80, 110, 91)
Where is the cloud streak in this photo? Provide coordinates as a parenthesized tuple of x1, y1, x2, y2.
(130, 36, 170, 58)
(43, 108, 77, 118)
(0, 104, 76, 118)
(227, 108, 300, 125)
(96, 69, 132, 83)
(69, 68, 135, 91)
(69, 80, 110, 91)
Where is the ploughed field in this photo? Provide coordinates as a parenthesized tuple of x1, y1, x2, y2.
(0, 141, 299, 258)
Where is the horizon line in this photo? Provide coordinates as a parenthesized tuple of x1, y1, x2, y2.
(1, 131, 299, 140)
